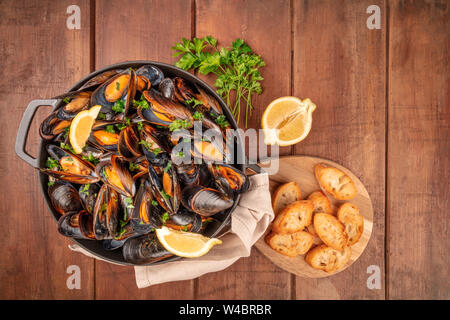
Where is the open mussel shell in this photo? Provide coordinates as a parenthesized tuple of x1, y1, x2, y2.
(96, 154, 136, 197)
(181, 185, 233, 217)
(79, 183, 101, 214)
(122, 233, 172, 265)
(56, 92, 91, 120)
(208, 163, 249, 196)
(58, 210, 94, 239)
(91, 68, 137, 119)
(102, 223, 138, 251)
(118, 124, 141, 161)
(88, 121, 122, 152)
(136, 65, 164, 88)
(39, 112, 71, 140)
(139, 124, 170, 167)
(165, 208, 203, 233)
(92, 184, 110, 240)
(191, 137, 228, 163)
(41, 145, 100, 184)
(137, 90, 193, 127)
(176, 163, 200, 187)
(131, 180, 163, 234)
(49, 181, 83, 215)
(147, 165, 181, 215)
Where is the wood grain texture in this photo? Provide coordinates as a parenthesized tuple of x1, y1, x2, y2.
(256, 156, 374, 278)
(94, 0, 194, 299)
(0, 0, 94, 299)
(292, 0, 386, 299)
(388, 0, 449, 299)
(195, 0, 293, 299)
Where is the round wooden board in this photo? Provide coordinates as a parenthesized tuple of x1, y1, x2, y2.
(254, 155, 373, 278)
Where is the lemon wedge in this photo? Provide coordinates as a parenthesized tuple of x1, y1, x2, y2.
(69, 105, 102, 154)
(261, 96, 316, 146)
(155, 226, 222, 258)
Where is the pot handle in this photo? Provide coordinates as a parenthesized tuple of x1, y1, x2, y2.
(15, 99, 58, 168)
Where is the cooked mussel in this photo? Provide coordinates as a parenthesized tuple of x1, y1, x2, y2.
(136, 65, 164, 89)
(181, 185, 233, 216)
(208, 164, 249, 196)
(96, 155, 136, 197)
(58, 210, 94, 239)
(79, 183, 101, 214)
(165, 208, 202, 232)
(176, 163, 200, 187)
(131, 180, 163, 234)
(88, 121, 121, 152)
(92, 184, 110, 240)
(91, 68, 137, 119)
(147, 165, 181, 215)
(138, 90, 193, 127)
(49, 181, 83, 215)
(158, 78, 175, 100)
(39, 112, 71, 140)
(118, 124, 141, 160)
(122, 233, 172, 265)
(56, 92, 91, 120)
(41, 145, 100, 184)
(139, 124, 170, 167)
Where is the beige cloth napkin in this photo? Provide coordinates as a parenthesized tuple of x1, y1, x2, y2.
(69, 173, 274, 288)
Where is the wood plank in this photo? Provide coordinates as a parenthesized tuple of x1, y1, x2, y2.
(94, 0, 194, 299)
(195, 0, 292, 299)
(292, 0, 386, 299)
(0, 0, 94, 299)
(388, 0, 449, 299)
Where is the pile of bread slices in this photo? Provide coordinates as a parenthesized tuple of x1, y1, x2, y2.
(265, 163, 365, 273)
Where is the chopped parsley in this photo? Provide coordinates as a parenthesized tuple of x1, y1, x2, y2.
(102, 167, 109, 179)
(115, 81, 120, 91)
(45, 157, 60, 170)
(181, 226, 189, 232)
(168, 119, 192, 132)
(160, 189, 171, 200)
(115, 123, 127, 131)
(112, 99, 125, 113)
(152, 148, 162, 156)
(81, 184, 90, 196)
(63, 97, 71, 104)
(177, 151, 184, 157)
(163, 161, 172, 173)
(129, 162, 140, 172)
(151, 200, 158, 207)
(124, 197, 134, 209)
(63, 126, 70, 138)
(185, 97, 203, 108)
(47, 180, 55, 187)
(137, 121, 144, 131)
(82, 154, 99, 165)
(215, 115, 229, 129)
(132, 95, 150, 110)
(161, 212, 170, 223)
(60, 142, 75, 154)
(97, 112, 106, 120)
(139, 140, 153, 151)
(192, 111, 204, 121)
(105, 125, 116, 133)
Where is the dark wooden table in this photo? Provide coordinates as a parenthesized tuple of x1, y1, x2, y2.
(1, 0, 448, 299)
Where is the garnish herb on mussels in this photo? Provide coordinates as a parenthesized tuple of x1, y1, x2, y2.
(38, 64, 250, 264)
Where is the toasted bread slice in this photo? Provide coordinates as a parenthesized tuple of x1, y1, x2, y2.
(306, 224, 323, 245)
(314, 213, 348, 250)
(272, 200, 314, 234)
(272, 182, 302, 215)
(265, 231, 314, 257)
(337, 203, 364, 245)
(314, 163, 357, 200)
(305, 244, 352, 273)
(307, 190, 332, 214)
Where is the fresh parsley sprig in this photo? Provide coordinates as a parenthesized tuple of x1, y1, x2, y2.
(172, 36, 265, 127)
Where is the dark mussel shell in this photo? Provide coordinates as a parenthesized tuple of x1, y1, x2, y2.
(122, 233, 172, 265)
(56, 92, 91, 120)
(158, 78, 175, 100)
(131, 180, 163, 234)
(106, 187, 121, 238)
(191, 136, 227, 163)
(49, 181, 83, 215)
(139, 124, 170, 167)
(147, 165, 181, 215)
(181, 185, 233, 216)
(79, 183, 101, 214)
(39, 111, 71, 140)
(138, 90, 193, 127)
(208, 163, 249, 196)
(96, 154, 136, 197)
(58, 210, 94, 239)
(103, 222, 138, 251)
(166, 208, 203, 233)
(88, 121, 121, 152)
(176, 163, 200, 187)
(41, 145, 100, 184)
(91, 68, 137, 119)
(92, 184, 110, 240)
(136, 65, 164, 88)
(118, 124, 141, 161)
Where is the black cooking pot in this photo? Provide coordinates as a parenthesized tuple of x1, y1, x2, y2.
(15, 61, 260, 266)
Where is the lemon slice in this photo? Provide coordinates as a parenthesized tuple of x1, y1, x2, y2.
(155, 226, 222, 258)
(69, 105, 102, 154)
(261, 96, 316, 146)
